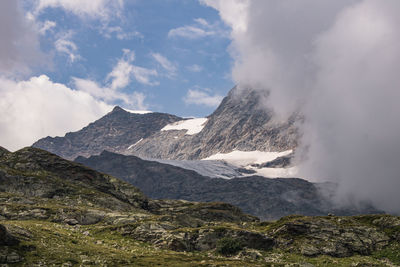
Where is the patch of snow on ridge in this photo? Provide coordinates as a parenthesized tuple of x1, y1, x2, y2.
(127, 138, 143, 150)
(202, 150, 293, 166)
(123, 108, 152, 114)
(149, 158, 243, 179)
(161, 118, 207, 135)
(248, 166, 299, 178)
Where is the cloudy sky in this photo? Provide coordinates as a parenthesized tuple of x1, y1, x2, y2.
(0, 0, 233, 150)
(204, 0, 400, 213)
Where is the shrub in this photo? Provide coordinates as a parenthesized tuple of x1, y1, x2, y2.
(216, 237, 243, 256)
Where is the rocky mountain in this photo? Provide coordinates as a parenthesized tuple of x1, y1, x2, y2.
(33, 107, 183, 160)
(1, 146, 400, 266)
(33, 86, 298, 162)
(128, 86, 299, 160)
(76, 150, 380, 220)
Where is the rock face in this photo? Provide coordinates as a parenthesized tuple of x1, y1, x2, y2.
(271, 215, 397, 257)
(76, 151, 380, 220)
(0, 224, 19, 246)
(32, 107, 182, 160)
(33, 87, 299, 161)
(129, 86, 299, 160)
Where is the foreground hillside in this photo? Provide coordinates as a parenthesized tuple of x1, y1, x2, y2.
(1, 147, 400, 266)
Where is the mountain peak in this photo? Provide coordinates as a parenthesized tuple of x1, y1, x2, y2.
(111, 106, 126, 113)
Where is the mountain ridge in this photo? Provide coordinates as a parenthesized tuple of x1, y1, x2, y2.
(76, 150, 380, 220)
(32, 107, 183, 160)
(33, 86, 299, 162)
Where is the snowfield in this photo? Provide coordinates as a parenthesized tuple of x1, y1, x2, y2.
(202, 150, 293, 166)
(149, 158, 244, 179)
(247, 166, 298, 178)
(123, 108, 153, 114)
(161, 118, 207, 135)
(201, 149, 298, 178)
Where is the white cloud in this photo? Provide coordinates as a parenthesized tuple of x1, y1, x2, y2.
(200, 0, 249, 33)
(104, 49, 158, 87)
(55, 32, 80, 63)
(101, 26, 143, 40)
(0, 0, 45, 75)
(107, 50, 135, 90)
(38, 20, 56, 35)
(0, 75, 111, 151)
(151, 53, 177, 77)
(34, 0, 124, 21)
(168, 17, 227, 39)
(194, 18, 211, 28)
(73, 49, 153, 108)
(204, 0, 400, 214)
(73, 77, 148, 110)
(187, 64, 203, 72)
(168, 26, 214, 39)
(183, 89, 223, 107)
(131, 66, 159, 86)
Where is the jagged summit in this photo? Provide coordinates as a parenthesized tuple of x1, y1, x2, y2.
(32, 107, 182, 160)
(33, 87, 299, 162)
(111, 105, 124, 113)
(128, 86, 299, 160)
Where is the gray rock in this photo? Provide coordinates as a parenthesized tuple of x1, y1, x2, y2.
(129, 86, 299, 160)
(33, 107, 182, 160)
(272, 216, 391, 257)
(0, 225, 19, 246)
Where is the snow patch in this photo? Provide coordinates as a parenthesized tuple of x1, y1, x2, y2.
(161, 118, 207, 135)
(202, 150, 293, 166)
(248, 166, 299, 178)
(123, 108, 152, 114)
(149, 158, 243, 179)
(127, 138, 143, 150)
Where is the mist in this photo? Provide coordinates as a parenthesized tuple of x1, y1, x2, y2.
(203, 0, 400, 214)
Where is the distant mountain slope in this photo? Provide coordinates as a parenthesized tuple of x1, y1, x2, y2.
(33, 87, 298, 163)
(76, 151, 380, 220)
(128, 86, 299, 160)
(32, 107, 182, 160)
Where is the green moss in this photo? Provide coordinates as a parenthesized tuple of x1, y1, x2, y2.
(2, 220, 264, 266)
(372, 243, 400, 264)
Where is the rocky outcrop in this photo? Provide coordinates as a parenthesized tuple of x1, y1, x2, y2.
(129, 86, 299, 160)
(33, 107, 183, 160)
(0, 224, 19, 246)
(270, 215, 398, 257)
(0, 224, 23, 264)
(76, 151, 380, 220)
(112, 214, 400, 259)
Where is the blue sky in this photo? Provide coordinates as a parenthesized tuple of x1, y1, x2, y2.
(23, 0, 234, 117)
